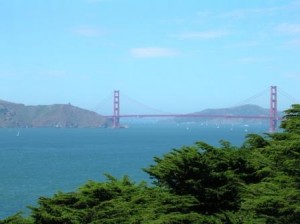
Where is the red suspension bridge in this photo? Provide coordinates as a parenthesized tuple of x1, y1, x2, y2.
(105, 86, 280, 132)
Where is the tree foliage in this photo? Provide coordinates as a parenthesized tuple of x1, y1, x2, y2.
(280, 104, 300, 134)
(25, 175, 202, 224)
(144, 141, 260, 214)
(2, 104, 300, 223)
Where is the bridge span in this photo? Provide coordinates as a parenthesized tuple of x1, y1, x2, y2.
(112, 114, 271, 119)
(105, 86, 279, 132)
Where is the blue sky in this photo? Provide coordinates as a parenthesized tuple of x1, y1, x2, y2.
(0, 0, 299, 114)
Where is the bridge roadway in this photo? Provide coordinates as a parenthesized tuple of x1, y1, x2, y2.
(105, 114, 273, 119)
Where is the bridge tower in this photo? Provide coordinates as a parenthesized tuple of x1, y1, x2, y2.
(270, 86, 277, 132)
(113, 90, 120, 128)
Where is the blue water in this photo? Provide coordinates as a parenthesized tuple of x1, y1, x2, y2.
(0, 123, 267, 218)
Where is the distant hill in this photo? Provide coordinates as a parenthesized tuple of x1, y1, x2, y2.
(0, 100, 110, 128)
(175, 104, 282, 125)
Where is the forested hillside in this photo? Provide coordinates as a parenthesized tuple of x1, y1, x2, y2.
(1, 105, 300, 223)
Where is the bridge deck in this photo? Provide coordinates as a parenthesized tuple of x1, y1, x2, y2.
(105, 114, 275, 119)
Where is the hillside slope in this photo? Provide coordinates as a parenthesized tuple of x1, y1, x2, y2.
(0, 100, 109, 128)
(175, 104, 282, 125)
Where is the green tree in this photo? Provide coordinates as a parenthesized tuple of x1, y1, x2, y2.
(280, 104, 300, 134)
(0, 213, 33, 224)
(239, 104, 300, 223)
(144, 141, 260, 214)
(242, 134, 269, 150)
(29, 175, 203, 224)
(241, 173, 300, 224)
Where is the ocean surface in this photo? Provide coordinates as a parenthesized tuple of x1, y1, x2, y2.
(0, 123, 268, 219)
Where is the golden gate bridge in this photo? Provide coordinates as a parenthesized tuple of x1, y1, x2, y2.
(104, 86, 280, 132)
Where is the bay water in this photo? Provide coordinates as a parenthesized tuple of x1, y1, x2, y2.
(0, 123, 268, 219)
